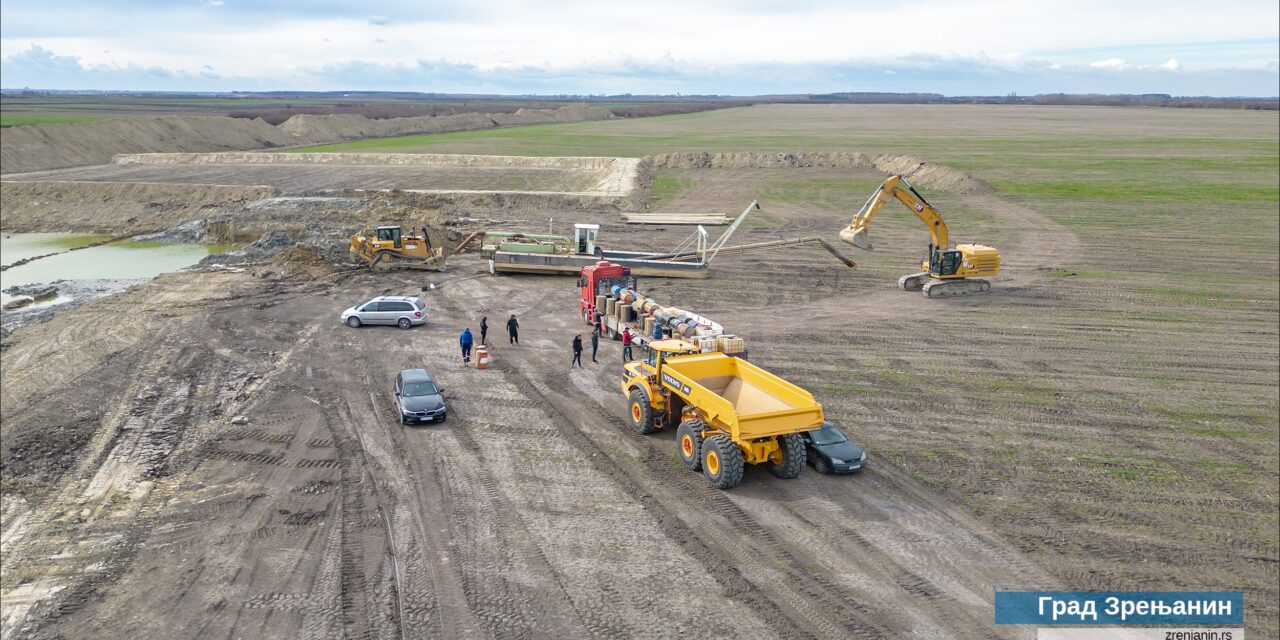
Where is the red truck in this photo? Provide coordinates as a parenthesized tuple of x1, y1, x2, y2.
(578, 260, 638, 339)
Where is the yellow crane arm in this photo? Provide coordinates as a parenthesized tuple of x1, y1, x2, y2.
(839, 175, 950, 251)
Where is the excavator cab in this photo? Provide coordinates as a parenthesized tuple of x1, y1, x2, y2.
(376, 226, 403, 249)
(929, 248, 963, 277)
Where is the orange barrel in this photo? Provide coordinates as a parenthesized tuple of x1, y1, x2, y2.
(620, 291, 634, 304)
(475, 346, 490, 369)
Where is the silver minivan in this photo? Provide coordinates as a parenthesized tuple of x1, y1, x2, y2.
(341, 296, 427, 330)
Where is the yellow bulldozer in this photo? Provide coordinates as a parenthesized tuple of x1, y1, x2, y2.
(349, 225, 447, 271)
(621, 339, 824, 489)
(840, 174, 1000, 297)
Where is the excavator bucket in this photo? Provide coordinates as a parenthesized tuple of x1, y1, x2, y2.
(839, 227, 873, 250)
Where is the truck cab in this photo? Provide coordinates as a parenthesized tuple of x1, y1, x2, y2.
(578, 260, 636, 326)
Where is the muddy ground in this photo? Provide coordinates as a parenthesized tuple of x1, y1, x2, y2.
(1, 148, 1276, 636)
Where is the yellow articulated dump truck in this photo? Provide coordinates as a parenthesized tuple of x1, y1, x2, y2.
(621, 339, 824, 489)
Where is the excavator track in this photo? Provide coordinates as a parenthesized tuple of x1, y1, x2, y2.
(920, 278, 991, 298)
(897, 272, 930, 291)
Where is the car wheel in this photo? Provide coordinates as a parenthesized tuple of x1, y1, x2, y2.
(814, 457, 832, 474)
(436, 414, 447, 424)
(397, 318, 412, 330)
(347, 316, 362, 328)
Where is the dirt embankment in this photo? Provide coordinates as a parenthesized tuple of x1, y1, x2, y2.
(648, 151, 993, 194)
(0, 106, 615, 175)
(0, 181, 278, 235)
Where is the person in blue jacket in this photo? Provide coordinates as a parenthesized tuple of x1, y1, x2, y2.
(459, 327, 474, 364)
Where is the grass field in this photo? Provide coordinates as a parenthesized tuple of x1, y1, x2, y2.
(299, 104, 1280, 633)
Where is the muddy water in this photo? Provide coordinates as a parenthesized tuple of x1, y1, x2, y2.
(1, 233, 235, 307)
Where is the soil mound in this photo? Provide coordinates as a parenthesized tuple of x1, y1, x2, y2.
(2, 106, 615, 175)
(0, 181, 278, 234)
(1, 116, 294, 175)
(646, 151, 993, 194)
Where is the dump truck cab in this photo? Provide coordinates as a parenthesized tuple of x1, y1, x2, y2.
(620, 339, 823, 489)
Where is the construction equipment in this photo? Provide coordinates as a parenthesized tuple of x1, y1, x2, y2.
(840, 175, 1000, 297)
(349, 226, 447, 271)
(481, 223, 711, 278)
(621, 339, 824, 489)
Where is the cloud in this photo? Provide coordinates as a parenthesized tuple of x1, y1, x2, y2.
(1089, 58, 1130, 70)
(368, 15, 389, 26)
(2, 44, 1276, 95)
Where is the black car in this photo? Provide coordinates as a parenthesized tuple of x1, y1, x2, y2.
(394, 368, 446, 424)
(800, 421, 867, 474)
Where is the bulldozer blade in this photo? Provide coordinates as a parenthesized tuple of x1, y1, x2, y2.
(838, 228, 874, 251)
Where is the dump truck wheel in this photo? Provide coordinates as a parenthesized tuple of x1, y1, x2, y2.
(768, 433, 805, 479)
(701, 435, 744, 489)
(675, 420, 706, 471)
(627, 388, 658, 434)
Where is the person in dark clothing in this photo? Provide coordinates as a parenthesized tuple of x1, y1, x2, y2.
(459, 327, 474, 364)
(479, 316, 488, 345)
(571, 334, 583, 368)
(507, 314, 520, 345)
(590, 329, 599, 363)
(621, 327, 634, 362)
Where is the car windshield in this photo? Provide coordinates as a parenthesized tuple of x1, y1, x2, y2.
(810, 424, 847, 446)
(402, 381, 438, 396)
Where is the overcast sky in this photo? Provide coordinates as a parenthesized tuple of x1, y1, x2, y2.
(1, 0, 1277, 95)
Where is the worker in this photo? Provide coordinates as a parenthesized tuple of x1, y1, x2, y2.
(479, 316, 488, 345)
(507, 314, 520, 345)
(459, 327, 474, 364)
(621, 327, 634, 362)
(590, 329, 600, 364)
(572, 334, 583, 368)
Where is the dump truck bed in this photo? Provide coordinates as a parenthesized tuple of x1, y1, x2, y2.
(660, 352, 823, 439)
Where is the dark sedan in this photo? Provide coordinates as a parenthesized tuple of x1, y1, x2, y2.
(800, 421, 867, 474)
(394, 368, 447, 425)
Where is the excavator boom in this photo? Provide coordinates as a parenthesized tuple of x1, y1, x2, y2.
(839, 175, 949, 251)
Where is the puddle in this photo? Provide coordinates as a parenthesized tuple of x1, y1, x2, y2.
(1, 233, 236, 307)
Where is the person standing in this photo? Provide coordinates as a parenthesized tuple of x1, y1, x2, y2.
(479, 316, 488, 345)
(459, 327, 474, 364)
(590, 329, 600, 363)
(621, 327, 633, 362)
(571, 334, 583, 368)
(507, 314, 520, 345)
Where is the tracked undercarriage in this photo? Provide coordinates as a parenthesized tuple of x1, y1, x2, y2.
(898, 271, 992, 298)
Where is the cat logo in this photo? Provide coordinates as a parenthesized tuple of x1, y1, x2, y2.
(914, 203, 924, 212)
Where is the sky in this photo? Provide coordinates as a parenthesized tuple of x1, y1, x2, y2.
(1, 0, 1277, 96)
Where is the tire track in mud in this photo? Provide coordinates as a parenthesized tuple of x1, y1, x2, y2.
(498, 358, 888, 639)
(348, 345, 609, 639)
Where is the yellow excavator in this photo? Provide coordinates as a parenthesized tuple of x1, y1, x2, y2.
(840, 175, 1000, 297)
(349, 225, 447, 271)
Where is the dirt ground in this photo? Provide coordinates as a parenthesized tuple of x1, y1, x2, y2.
(2, 105, 1277, 638)
(1, 253, 1056, 639)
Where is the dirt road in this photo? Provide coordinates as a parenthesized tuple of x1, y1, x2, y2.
(0, 255, 1053, 639)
